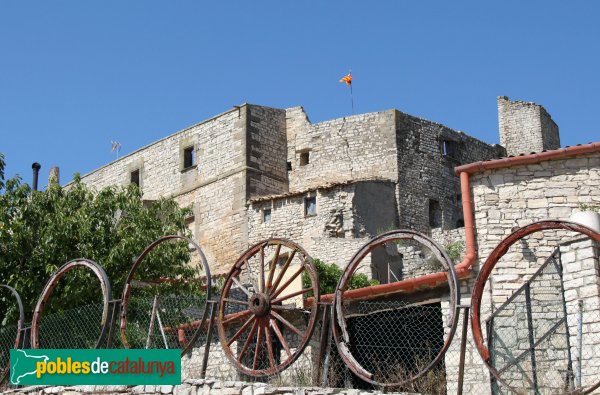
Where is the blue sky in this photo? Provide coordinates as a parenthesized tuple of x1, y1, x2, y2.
(1, 1, 599, 188)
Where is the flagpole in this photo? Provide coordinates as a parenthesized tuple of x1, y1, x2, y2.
(350, 83, 354, 114)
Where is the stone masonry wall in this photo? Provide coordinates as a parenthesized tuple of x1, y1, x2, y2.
(248, 181, 396, 272)
(247, 105, 288, 199)
(395, 111, 505, 233)
(446, 151, 600, 393)
(498, 96, 560, 156)
(6, 380, 416, 395)
(285, 108, 398, 193)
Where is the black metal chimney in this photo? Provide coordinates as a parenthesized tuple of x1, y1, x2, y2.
(31, 162, 41, 191)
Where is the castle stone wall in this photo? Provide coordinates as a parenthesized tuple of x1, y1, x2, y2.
(247, 105, 288, 199)
(285, 108, 398, 193)
(498, 96, 560, 156)
(248, 181, 396, 269)
(395, 111, 505, 233)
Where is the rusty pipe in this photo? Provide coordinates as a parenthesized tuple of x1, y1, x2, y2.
(455, 141, 600, 176)
(455, 171, 477, 277)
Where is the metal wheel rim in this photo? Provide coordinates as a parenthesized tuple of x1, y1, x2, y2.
(119, 235, 212, 356)
(0, 284, 24, 384)
(333, 229, 460, 388)
(470, 220, 600, 395)
(31, 258, 112, 349)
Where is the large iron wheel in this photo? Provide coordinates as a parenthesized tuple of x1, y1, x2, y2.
(120, 235, 212, 356)
(31, 259, 112, 349)
(333, 230, 460, 389)
(471, 220, 600, 395)
(217, 239, 319, 377)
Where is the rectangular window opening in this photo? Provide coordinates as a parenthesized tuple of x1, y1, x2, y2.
(440, 140, 459, 158)
(183, 146, 195, 169)
(287, 161, 292, 171)
(263, 209, 272, 223)
(299, 152, 310, 166)
(305, 196, 316, 217)
(429, 199, 442, 228)
(130, 169, 140, 186)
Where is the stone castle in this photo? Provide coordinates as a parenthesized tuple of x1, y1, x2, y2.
(40, 96, 600, 393)
(77, 96, 561, 276)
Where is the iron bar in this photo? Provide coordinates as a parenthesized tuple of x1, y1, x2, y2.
(457, 305, 470, 395)
(524, 283, 540, 395)
(200, 301, 218, 379)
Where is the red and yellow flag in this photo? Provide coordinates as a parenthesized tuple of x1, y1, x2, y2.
(339, 73, 352, 85)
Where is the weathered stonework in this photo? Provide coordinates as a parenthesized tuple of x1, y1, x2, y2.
(78, 100, 514, 273)
(498, 96, 560, 156)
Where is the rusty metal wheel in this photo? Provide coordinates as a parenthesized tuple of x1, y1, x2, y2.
(471, 220, 600, 395)
(120, 235, 212, 356)
(333, 230, 460, 389)
(0, 284, 24, 384)
(217, 239, 320, 377)
(31, 259, 112, 349)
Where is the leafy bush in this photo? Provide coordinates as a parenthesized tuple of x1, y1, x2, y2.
(445, 240, 464, 263)
(0, 153, 196, 322)
(303, 258, 379, 295)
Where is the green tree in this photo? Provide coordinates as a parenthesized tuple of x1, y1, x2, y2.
(303, 258, 379, 295)
(0, 153, 196, 322)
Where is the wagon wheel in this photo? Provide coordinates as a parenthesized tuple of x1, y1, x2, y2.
(217, 239, 320, 377)
(333, 230, 460, 389)
(0, 284, 24, 385)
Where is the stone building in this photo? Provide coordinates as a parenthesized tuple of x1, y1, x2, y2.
(77, 98, 542, 275)
(64, 96, 600, 392)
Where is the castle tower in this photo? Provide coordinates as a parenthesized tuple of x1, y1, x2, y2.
(498, 96, 560, 156)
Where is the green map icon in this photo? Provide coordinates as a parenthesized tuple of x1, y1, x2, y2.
(10, 349, 49, 385)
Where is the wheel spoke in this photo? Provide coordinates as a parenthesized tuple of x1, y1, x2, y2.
(222, 309, 251, 325)
(238, 319, 259, 363)
(252, 321, 264, 370)
(271, 304, 298, 311)
(271, 310, 303, 337)
(270, 318, 292, 359)
(271, 265, 305, 299)
(259, 246, 265, 293)
(265, 323, 276, 369)
(269, 250, 296, 295)
(227, 315, 256, 346)
(266, 244, 281, 289)
(272, 287, 313, 304)
(223, 298, 249, 306)
(232, 277, 250, 297)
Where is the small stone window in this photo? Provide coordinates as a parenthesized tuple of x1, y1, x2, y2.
(183, 146, 195, 169)
(305, 196, 317, 217)
(287, 161, 292, 171)
(440, 140, 459, 158)
(263, 209, 272, 223)
(299, 152, 310, 166)
(130, 169, 140, 186)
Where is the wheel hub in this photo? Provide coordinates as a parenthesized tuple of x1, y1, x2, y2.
(249, 293, 271, 317)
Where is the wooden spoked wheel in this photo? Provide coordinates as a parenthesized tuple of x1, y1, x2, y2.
(217, 239, 320, 377)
